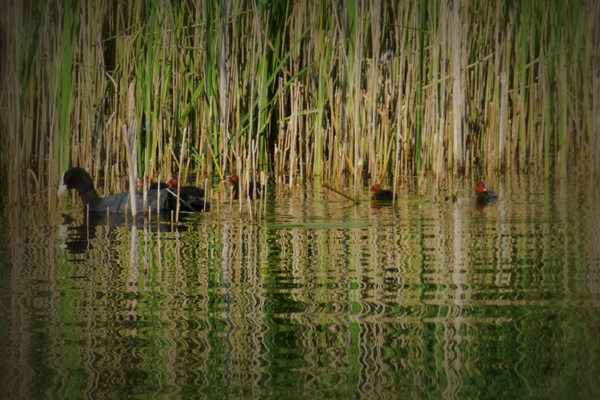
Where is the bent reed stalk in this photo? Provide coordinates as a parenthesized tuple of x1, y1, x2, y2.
(1, 1, 598, 207)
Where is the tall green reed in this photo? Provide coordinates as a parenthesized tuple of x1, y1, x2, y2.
(0, 0, 597, 208)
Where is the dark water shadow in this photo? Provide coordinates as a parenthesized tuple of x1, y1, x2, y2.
(59, 210, 193, 255)
(475, 196, 498, 217)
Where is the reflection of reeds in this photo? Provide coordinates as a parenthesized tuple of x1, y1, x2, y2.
(1, 1, 597, 206)
(4, 175, 600, 397)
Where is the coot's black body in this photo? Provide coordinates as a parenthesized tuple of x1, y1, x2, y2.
(58, 167, 209, 213)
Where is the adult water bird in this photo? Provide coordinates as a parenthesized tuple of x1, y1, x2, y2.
(58, 167, 209, 213)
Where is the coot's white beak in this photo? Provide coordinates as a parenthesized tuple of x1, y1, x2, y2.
(57, 172, 67, 196)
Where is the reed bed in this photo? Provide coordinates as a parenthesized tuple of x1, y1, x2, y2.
(1, 0, 598, 207)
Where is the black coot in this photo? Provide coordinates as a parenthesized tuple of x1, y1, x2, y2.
(58, 167, 209, 213)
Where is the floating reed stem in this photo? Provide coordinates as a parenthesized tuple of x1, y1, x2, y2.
(323, 183, 360, 204)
